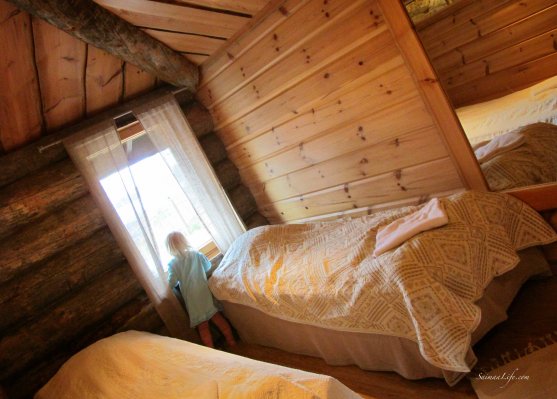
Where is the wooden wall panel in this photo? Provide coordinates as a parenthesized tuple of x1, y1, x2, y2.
(0, 4, 158, 155)
(416, 0, 557, 107)
(173, 0, 268, 15)
(123, 63, 157, 100)
(94, 0, 249, 38)
(32, 18, 86, 132)
(198, 0, 482, 223)
(0, 1, 43, 152)
(85, 46, 124, 115)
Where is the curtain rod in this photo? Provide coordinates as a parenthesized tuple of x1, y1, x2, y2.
(37, 87, 190, 153)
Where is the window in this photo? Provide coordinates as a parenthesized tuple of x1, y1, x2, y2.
(99, 118, 217, 274)
(64, 94, 245, 339)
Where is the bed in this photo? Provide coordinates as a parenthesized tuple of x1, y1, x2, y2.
(476, 123, 557, 191)
(208, 190, 557, 386)
(35, 330, 362, 399)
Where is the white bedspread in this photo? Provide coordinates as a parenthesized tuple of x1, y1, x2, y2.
(209, 191, 556, 373)
(36, 331, 361, 399)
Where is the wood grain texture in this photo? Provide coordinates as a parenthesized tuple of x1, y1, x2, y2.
(237, 96, 433, 182)
(199, 0, 471, 222)
(94, 0, 248, 38)
(0, 158, 88, 238)
(32, 17, 86, 131)
(123, 63, 157, 100)
(0, 195, 106, 284)
(143, 29, 225, 55)
(85, 46, 123, 115)
(209, 1, 386, 129)
(377, 0, 488, 191)
(416, 0, 557, 107)
(197, 0, 358, 107)
(173, 0, 267, 15)
(6, 295, 161, 399)
(200, 0, 306, 83)
(0, 1, 43, 152)
(261, 158, 462, 222)
(218, 42, 406, 148)
(0, 227, 124, 332)
(8, 0, 199, 91)
(448, 51, 557, 107)
(253, 128, 449, 204)
(0, 263, 143, 381)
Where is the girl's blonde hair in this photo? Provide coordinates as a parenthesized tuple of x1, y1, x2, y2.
(165, 231, 192, 257)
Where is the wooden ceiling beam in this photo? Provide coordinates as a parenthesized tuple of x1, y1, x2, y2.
(6, 0, 199, 92)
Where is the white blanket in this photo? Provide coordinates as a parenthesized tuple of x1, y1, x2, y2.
(35, 331, 361, 399)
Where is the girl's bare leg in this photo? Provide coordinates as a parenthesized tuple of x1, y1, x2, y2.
(211, 312, 236, 347)
(197, 321, 214, 348)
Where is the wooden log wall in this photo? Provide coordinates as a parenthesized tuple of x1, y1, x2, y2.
(0, 146, 165, 399)
(0, 0, 157, 153)
(197, 0, 485, 224)
(414, 0, 557, 108)
(0, 93, 266, 398)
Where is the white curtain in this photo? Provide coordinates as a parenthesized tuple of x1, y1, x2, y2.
(63, 94, 244, 340)
(64, 119, 194, 340)
(134, 95, 245, 253)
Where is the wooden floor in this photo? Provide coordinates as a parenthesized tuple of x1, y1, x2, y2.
(228, 262, 557, 399)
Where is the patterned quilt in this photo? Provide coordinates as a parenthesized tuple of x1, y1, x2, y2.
(209, 191, 556, 372)
(482, 123, 557, 191)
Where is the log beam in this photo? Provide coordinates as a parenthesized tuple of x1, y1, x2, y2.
(0, 227, 125, 331)
(214, 159, 241, 190)
(6, 0, 199, 91)
(179, 101, 214, 138)
(0, 195, 106, 285)
(200, 133, 228, 164)
(228, 184, 257, 220)
(0, 159, 88, 238)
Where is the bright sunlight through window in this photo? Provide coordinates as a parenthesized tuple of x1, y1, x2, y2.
(101, 149, 212, 272)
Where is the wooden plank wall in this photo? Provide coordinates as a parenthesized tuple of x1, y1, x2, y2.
(415, 0, 557, 108)
(92, 0, 269, 66)
(0, 0, 157, 153)
(0, 144, 165, 399)
(197, 0, 479, 224)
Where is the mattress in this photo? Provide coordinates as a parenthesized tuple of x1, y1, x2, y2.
(221, 247, 551, 386)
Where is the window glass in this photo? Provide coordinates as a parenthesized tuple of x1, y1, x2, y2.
(100, 132, 213, 271)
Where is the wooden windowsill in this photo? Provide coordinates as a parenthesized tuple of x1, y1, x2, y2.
(199, 240, 220, 260)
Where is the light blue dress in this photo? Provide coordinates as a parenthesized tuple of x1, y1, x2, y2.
(167, 250, 219, 327)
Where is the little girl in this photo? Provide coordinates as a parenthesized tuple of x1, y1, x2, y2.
(165, 231, 236, 348)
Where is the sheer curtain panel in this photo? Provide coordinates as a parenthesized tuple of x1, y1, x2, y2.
(64, 118, 195, 341)
(134, 95, 245, 253)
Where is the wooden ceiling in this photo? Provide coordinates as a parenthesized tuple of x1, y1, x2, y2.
(93, 0, 270, 65)
(0, 0, 270, 154)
